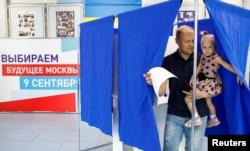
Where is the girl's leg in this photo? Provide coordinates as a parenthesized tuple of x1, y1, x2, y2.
(205, 97, 221, 128)
(185, 96, 200, 117)
(205, 97, 216, 116)
(184, 96, 202, 127)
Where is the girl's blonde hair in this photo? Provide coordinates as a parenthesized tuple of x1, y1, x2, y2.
(200, 31, 216, 49)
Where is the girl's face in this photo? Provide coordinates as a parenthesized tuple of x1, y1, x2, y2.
(201, 40, 215, 56)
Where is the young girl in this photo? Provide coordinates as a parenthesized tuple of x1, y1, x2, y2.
(184, 31, 242, 128)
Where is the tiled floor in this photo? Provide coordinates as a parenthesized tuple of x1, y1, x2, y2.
(0, 113, 113, 151)
(0, 109, 207, 151)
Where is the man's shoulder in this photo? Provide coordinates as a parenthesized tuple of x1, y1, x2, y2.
(164, 51, 177, 60)
(162, 51, 178, 68)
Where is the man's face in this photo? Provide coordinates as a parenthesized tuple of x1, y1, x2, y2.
(176, 31, 194, 55)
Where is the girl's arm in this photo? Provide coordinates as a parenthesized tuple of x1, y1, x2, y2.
(215, 55, 242, 85)
(196, 62, 201, 74)
(214, 55, 237, 74)
(190, 62, 201, 85)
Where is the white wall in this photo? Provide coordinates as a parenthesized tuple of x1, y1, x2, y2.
(247, 0, 250, 8)
(142, 0, 248, 8)
(10, 0, 57, 3)
(142, 0, 249, 57)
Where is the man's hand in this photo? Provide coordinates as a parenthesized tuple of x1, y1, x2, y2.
(182, 88, 208, 100)
(143, 72, 152, 85)
(237, 75, 242, 85)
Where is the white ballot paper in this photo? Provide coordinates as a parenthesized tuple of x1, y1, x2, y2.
(148, 67, 177, 106)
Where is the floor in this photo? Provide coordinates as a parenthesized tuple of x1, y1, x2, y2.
(0, 113, 113, 151)
(0, 109, 207, 151)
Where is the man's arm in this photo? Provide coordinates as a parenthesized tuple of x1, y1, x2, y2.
(182, 88, 208, 100)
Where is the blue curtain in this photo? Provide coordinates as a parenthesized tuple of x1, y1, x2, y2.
(80, 16, 114, 135)
(204, 0, 250, 134)
(117, 0, 181, 150)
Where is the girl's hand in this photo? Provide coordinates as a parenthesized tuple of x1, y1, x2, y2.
(189, 78, 193, 86)
(189, 75, 195, 86)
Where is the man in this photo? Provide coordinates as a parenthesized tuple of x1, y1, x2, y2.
(144, 25, 208, 151)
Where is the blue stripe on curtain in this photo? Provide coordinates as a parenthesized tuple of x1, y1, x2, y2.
(117, 0, 181, 150)
(80, 16, 114, 135)
(204, 0, 250, 134)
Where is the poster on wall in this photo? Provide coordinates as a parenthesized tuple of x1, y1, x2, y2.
(47, 4, 83, 37)
(178, 3, 207, 22)
(177, 11, 195, 23)
(9, 5, 45, 38)
(0, 0, 7, 37)
(0, 38, 79, 112)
